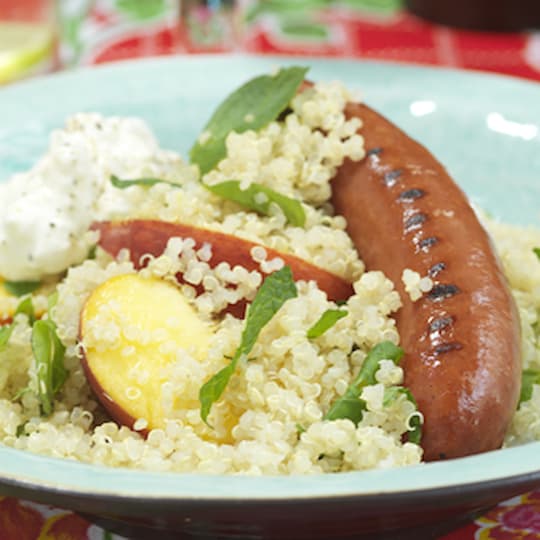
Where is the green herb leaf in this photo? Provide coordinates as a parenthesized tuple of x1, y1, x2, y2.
(199, 266, 298, 425)
(324, 341, 404, 424)
(14, 296, 35, 325)
(383, 386, 423, 444)
(110, 175, 180, 189)
(3, 280, 40, 297)
(534, 247, 540, 260)
(87, 244, 97, 260)
(47, 291, 59, 318)
(190, 66, 309, 175)
(12, 386, 31, 402)
(0, 325, 13, 352)
(240, 266, 298, 354)
(307, 309, 348, 339)
(15, 423, 26, 437)
(354, 341, 404, 387)
(406, 413, 423, 445)
(205, 180, 306, 227)
(199, 362, 237, 426)
(31, 319, 67, 416)
(519, 369, 540, 406)
(325, 387, 366, 424)
(0, 297, 36, 353)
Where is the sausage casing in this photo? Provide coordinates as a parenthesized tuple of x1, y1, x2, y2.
(332, 103, 521, 461)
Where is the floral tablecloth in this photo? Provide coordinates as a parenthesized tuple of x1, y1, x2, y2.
(55, 0, 540, 81)
(2, 490, 540, 539)
(2, 0, 540, 538)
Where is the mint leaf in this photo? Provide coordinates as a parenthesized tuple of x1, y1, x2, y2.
(47, 291, 58, 318)
(3, 280, 40, 297)
(0, 326, 13, 352)
(190, 66, 309, 175)
(307, 309, 348, 339)
(241, 266, 298, 354)
(324, 341, 404, 423)
(31, 319, 67, 416)
(199, 363, 237, 425)
(383, 386, 423, 444)
(205, 180, 306, 227)
(353, 341, 404, 387)
(519, 369, 540, 406)
(534, 247, 540, 260)
(0, 296, 37, 353)
(324, 387, 366, 424)
(407, 412, 423, 445)
(12, 386, 31, 402)
(87, 244, 97, 260)
(199, 266, 298, 425)
(14, 297, 35, 325)
(47, 291, 58, 319)
(110, 175, 180, 189)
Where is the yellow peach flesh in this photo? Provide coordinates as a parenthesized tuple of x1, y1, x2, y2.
(80, 274, 213, 431)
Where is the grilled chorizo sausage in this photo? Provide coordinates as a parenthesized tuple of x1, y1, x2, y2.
(332, 103, 521, 461)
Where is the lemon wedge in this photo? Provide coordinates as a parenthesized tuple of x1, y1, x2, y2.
(0, 22, 55, 84)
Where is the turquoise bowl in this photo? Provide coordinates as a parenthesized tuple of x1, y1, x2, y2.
(0, 56, 539, 539)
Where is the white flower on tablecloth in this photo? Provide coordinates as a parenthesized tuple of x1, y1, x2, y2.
(524, 33, 540, 73)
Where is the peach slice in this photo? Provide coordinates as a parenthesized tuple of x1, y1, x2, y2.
(92, 220, 354, 317)
(80, 273, 213, 433)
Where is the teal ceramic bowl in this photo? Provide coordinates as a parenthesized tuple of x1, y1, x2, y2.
(1, 56, 540, 539)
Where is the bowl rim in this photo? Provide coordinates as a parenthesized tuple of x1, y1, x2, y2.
(1, 54, 540, 502)
(5, 51, 540, 93)
(2, 438, 540, 501)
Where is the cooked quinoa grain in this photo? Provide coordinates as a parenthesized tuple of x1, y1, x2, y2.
(0, 77, 539, 475)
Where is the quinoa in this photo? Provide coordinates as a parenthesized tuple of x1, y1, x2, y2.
(0, 78, 538, 475)
(401, 269, 434, 302)
(481, 218, 540, 448)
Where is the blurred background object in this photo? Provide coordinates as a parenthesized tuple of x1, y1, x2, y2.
(56, 0, 179, 66)
(180, 0, 239, 52)
(49, 1, 540, 81)
(0, 0, 56, 84)
(241, 0, 347, 56)
(406, 0, 540, 32)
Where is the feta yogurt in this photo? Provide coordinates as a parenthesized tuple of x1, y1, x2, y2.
(0, 113, 171, 281)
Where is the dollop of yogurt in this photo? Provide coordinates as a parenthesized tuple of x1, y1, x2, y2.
(0, 113, 162, 281)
